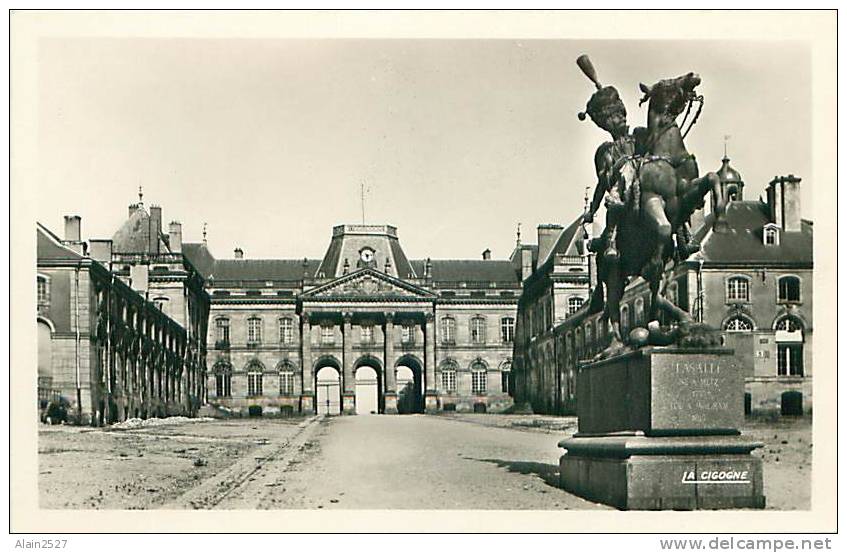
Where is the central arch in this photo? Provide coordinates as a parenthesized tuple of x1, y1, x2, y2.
(354, 355, 383, 415)
(395, 354, 424, 414)
(314, 355, 341, 415)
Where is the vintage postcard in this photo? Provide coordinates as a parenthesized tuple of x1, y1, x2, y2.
(9, 9, 838, 535)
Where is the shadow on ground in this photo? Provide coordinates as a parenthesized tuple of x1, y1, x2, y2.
(465, 457, 560, 488)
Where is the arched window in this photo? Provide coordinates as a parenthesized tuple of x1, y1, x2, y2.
(500, 317, 515, 343)
(775, 316, 804, 377)
(471, 361, 487, 394)
(441, 317, 456, 344)
(775, 316, 803, 332)
(620, 305, 631, 335)
(724, 315, 754, 332)
(441, 362, 457, 393)
(500, 360, 512, 394)
(279, 317, 294, 344)
(279, 365, 295, 396)
(764, 226, 779, 246)
(247, 317, 263, 345)
(568, 297, 584, 315)
(726, 276, 751, 302)
(778, 276, 801, 303)
(470, 316, 486, 344)
(247, 363, 263, 397)
(214, 363, 232, 398)
(585, 323, 594, 354)
(575, 327, 583, 359)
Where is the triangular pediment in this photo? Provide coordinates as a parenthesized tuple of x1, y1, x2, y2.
(301, 268, 436, 300)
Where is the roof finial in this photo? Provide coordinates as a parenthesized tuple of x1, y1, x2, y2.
(723, 134, 731, 159)
(202, 222, 207, 244)
(516, 222, 522, 246)
(138, 185, 144, 206)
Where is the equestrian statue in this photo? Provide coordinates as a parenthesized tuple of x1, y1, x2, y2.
(576, 55, 726, 357)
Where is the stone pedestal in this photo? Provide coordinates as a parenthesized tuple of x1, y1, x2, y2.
(342, 392, 356, 415)
(425, 392, 439, 413)
(384, 392, 398, 415)
(300, 393, 315, 415)
(558, 347, 765, 510)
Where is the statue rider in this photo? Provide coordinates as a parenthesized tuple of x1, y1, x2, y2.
(578, 67, 701, 262)
(579, 85, 634, 262)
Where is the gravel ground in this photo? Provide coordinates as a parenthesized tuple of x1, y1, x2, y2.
(38, 413, 811, 510)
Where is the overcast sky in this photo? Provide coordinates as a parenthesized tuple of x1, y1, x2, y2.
(37, 38, 811, 261)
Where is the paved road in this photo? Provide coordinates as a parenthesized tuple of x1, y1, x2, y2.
(217, 414, 608, 510)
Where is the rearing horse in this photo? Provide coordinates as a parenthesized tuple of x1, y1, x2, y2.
(594, 72, 726, 356)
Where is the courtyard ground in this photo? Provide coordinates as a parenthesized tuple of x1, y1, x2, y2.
(38, 413, 811, 510)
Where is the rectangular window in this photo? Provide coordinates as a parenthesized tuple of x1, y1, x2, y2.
(442, 370, 457, 393)
(501, 371, 510, 394)
(472, 370, 487, 394)
(360, 325, 373, 344)
(777, 344, 804, 377)
(726, 278, 750, 302)
(37, 278, 48, 304)
(247, 318, 262, 344)
(279, 318, 294, 344)
(321, 325, 334, 345)
(215, 373, 231, 397)
(500, 317, 515, 343)
(216, 319, 230, 343)
(248, 372, 263, 397)
(441, 317, 455, 344)
(279, 372, 295, 395)
(401, 323, 415, 344)
(471, 317, 486, 344)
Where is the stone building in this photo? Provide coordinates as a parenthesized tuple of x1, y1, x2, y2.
(182, 224, 521, 415)
(37, 215, 208, 425)
(512, 157, 814, 417)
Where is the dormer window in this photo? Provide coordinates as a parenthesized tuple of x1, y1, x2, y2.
(764, 224, 780, 246)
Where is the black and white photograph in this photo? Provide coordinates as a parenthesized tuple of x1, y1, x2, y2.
(9, 8, 838, 538)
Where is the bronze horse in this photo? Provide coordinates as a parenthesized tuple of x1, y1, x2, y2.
(592, 73, 726, 356)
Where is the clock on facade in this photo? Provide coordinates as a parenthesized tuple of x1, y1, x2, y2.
(358, 247, 377, 269)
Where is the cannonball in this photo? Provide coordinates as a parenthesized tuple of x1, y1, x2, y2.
(628, 327, 650, 347)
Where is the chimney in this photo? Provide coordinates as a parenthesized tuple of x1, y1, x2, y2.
(768, 175, 802, 232)
(234, 247, 244, 259)
(64, 215, 81, 242)
(168, 221, 182, 253)
(521, 247, 534, 281)
(128, 203, 139, 218)
(537, 224, 563, 262)
(129, 264, 149, 294)
(482, 248, 491, 260)
(424, 258, 432, 279)
(148, 205, 162, 254)
(89, 239, 113, 264)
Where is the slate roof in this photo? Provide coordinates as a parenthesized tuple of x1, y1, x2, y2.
(211, 259, 322, 282)
(182, 242, 216, 278)
(692, 201, 812, 267)
(37, 223, 84, 261)
(410, 259, 520, 284)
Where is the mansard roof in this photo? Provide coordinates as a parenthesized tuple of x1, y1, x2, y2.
(537, 215, 585, 268)
(211, 259, 322, 282)
(692, 201, 812, 267)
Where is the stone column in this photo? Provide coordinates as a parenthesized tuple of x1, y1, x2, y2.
(383, 312, 398, 414)
(424, 311, 438, 413)
(342, 313, 356, 414)
(300, 313, 314, 414)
